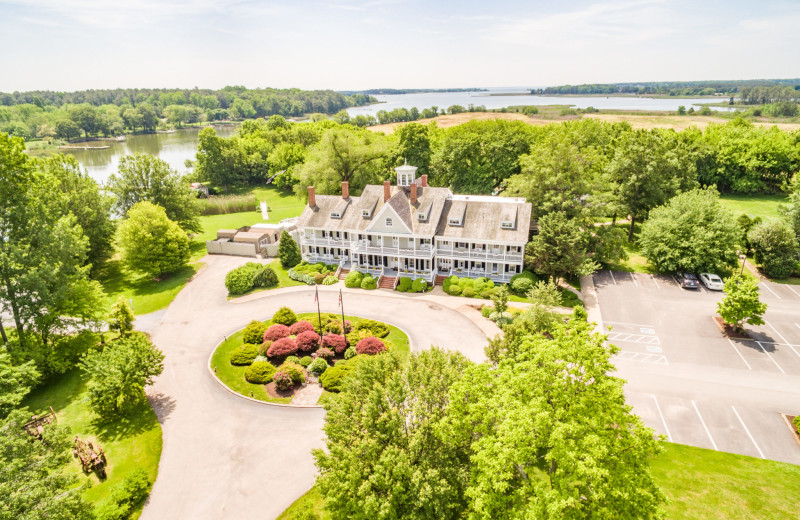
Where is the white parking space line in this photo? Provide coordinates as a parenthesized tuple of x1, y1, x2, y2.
(608, 270, 617, 285)
(765, 320, 800, 361)
(760, 282, 782, 300)
(607, 332, 660, 345)
(785, 284, 800, 298)
(692, 400, 718, 450)
(727, 339, 752, 370)
(604, 320, 655, 329)
(652, 396, 672, 442)
(650, 274, 661, 290)
(615, 351, 668, 365)
(731, 406, 765, 459)
(630, 272, 638, 287)
(755, 342, 785, 374)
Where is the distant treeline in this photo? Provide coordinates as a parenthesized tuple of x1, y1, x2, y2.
(0, 86, 377, 141)
(334, 104, 488, 127)
(537, 79, 800, 99)
(340, 88, 486, 95)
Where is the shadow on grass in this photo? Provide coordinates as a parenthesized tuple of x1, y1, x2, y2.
(90, 400, 159, 441)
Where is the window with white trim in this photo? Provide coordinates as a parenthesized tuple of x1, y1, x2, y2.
(385, 218, 393, 227)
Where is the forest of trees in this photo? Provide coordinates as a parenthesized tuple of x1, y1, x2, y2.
(0, 86, 376, 141)
(539, 79, 800, 99)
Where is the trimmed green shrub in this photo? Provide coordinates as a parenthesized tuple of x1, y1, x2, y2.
(356, 337, 387, 355)
(276, 361, 305, 384)
(397, 277, 412, 292)
(319, 363, 355, 392)
(411, 278, 427, 292)
(230, 344, 259, 366)
(462, 287, 475, 298)
(252, 265, 278, 288)
(285, 355, 301, 365)
(344, 347, 357, 360)
(242, 320, 268, 345)
(793, 415, 800, 433)
(447, 284, 462, 295)
(94, 469, 151, 520)
(344, 271, 363, 288)
(322, 275, 338, 285)
(272, 306, 297, 326)
(287, 268, 315, 285)
(480, 305, 494, 318)
(264, 324, 290, 341)
(225, 263, 260, 295)
(274, 371, 293, 391)
(355, 319, 389, 338)
(360, 274, 377, 290)
(278, 230, 301, 268)
(325, 321, 342, 334)
(458, 277, 474, 288)
(307, 357, 328, 375)
(245, 361, 276, 384)
(257, 341, 273, 357)
(480, 289, 495, 299)
(300, 355, 312, 367)
(313, 272, 326, 284)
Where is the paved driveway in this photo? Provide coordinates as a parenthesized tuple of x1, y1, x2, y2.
(140, 256, 490, 520)
(594, 270, 800, 464)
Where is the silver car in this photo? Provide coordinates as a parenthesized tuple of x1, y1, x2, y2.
(699, 273, 724, 290)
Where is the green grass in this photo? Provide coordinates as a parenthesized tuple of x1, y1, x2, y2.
(278, 442, 800, 520)
(719, 193, 788, 221)
(21, 369, 162, 517)
(96, 260, 200, 316)
(209, 313, 410, 405)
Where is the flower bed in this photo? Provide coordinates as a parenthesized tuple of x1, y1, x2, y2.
(288, 261, 338, 285)
(209, 310, 409, 405)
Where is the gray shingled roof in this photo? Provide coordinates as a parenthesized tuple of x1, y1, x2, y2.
(437, 199, 531, 243)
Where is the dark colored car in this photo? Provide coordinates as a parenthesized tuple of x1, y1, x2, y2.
(678, 272, 700, 289)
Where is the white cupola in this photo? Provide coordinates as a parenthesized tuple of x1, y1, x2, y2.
(395, 160, 418, 187)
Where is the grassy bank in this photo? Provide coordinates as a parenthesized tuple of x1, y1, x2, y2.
(278, 442, 800, 520)
(22, 369, 162, 518)
(209, 313, 410, 405)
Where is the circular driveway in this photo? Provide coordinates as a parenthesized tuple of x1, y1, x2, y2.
(140, 256, 490, 520)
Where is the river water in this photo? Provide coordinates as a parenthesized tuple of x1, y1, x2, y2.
(66, 89, 735, 184)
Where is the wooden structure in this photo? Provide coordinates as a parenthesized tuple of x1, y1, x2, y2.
(22, 406, 57, 439)
(73, 436, 107, 479)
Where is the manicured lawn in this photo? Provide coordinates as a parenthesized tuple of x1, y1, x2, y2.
(96, 259, 201, 316)
(22, 369, 162, 518)
(719, 193, 788, 221)
(209, 313, 409, 405)
(278, 442, 800, 520)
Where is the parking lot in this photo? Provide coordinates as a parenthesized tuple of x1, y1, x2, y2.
(593, 270, 800, 465)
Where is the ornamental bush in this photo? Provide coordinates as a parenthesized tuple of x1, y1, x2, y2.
(257, 341, 273, 356)
(344, 347, 358, 360)
(322, 334, 347, 354)
(308, 357, 329, 375)
(230, 344, 260, 366)
(510, 271, 537, 294)
(287, 268, 315, 285)
(319, 363, 355, 392)
(462, 287, 476, 298)
(356, 337, 387, 355)
(272, 306, 297, 326)
(273, 371, 293, 391)
(397, 277, 412, 292)
(252, 265, 278, 288)
(325, 321, 342, 334)
(316, 347, 335, 361)
(278, 230, 301, 268)
(242, 320, 268, 345)
(447, 283, 462, 296)
(267, 337, 297, 358)
(285, 355, 301, 365)
(276, 361, 305, 384)
(290, 320, 315, 335)
(245, 361, 276, 384)
(225, 263, 260, 295)
(295, 330, 321, 353)
(355, 319, 389, 338)
(411, 278, 427, 292)
(794, 415, 800, 433)
(481, 305, 494, 318)
(360, 274, 377, 290)
(264, 324, 290, 342)
(322, 275, 338, 285)
(300, 356, 312, 367)
(344, 271, 363, 288)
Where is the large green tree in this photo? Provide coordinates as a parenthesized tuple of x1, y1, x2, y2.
(108, 153, 200, 232)
(525, 211, 594, 281)
(446, 317, 666, 519)
(0, 348, 39, 417)
(717, 276, 767, 331)
(639, 188, 740, 273)
(117, 201, 190, 278)
(80, 333, 164, 419)
(747, 220, 799, 278)
(393, 122, 434, 177)
(0, 409, 94, 520)
(314, 349, 473, 520)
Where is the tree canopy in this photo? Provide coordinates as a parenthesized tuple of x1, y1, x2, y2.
(717, 276, 767, 330)
(116, 201, 190, 278)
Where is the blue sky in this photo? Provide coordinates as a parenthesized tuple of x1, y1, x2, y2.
(1, 0, 798, 91)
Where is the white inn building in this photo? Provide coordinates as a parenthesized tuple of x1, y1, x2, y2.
(296, 164, 532, 287)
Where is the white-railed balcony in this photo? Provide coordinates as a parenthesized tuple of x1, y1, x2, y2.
(437, 247, 523, 263)
(350, 241, 435, 258)
(301, 236, 349, 247)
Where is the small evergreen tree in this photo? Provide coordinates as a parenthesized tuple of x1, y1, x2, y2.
(717, 276, 767, 331)
(278, 230, 301, 268)
(108, 297, 135, 337)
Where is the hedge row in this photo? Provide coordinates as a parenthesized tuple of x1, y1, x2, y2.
(225, 263, 278, 295)
(344, 271, 377, 289)
(396, 277, 429, 293)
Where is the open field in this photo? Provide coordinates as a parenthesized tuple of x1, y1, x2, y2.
(277, 442, 800, 520)
(719, 193, 789, 221)
(369, 110, 800, 134)
(22, 369, 162, 518)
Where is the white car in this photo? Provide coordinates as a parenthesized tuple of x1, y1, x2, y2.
(699, 273, 724, 291)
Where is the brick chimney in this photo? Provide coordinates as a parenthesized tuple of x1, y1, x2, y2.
(342, 181, 349, 199)
(384, 180, 391, 202)
(410, 182, 417, 205)
(307, 186, 316, 207)
(421, 174, 428, 187)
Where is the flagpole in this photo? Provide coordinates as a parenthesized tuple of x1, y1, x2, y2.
(316, 285, 322, 336)
(339, 289, 346, 336)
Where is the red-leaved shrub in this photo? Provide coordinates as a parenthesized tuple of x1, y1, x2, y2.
(266, 337, 297, 358)
(322, 334, 347, 354)
(355, 337, 386, 355)
(264, 324, 290, 342)
(316, 347, 335, 361)
(273, 372, 293, 391)
(295, 330, 321, 353)
(290, 320, 315, 335)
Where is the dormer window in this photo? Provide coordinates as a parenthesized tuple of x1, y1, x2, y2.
(385, 218, 393, 227)
(330, 211, 342, 219)
(417, 212, 426, 221)
(500, 221, 514, 229)
(362, 210, 370, 217)
(448, 217, 462, 226)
